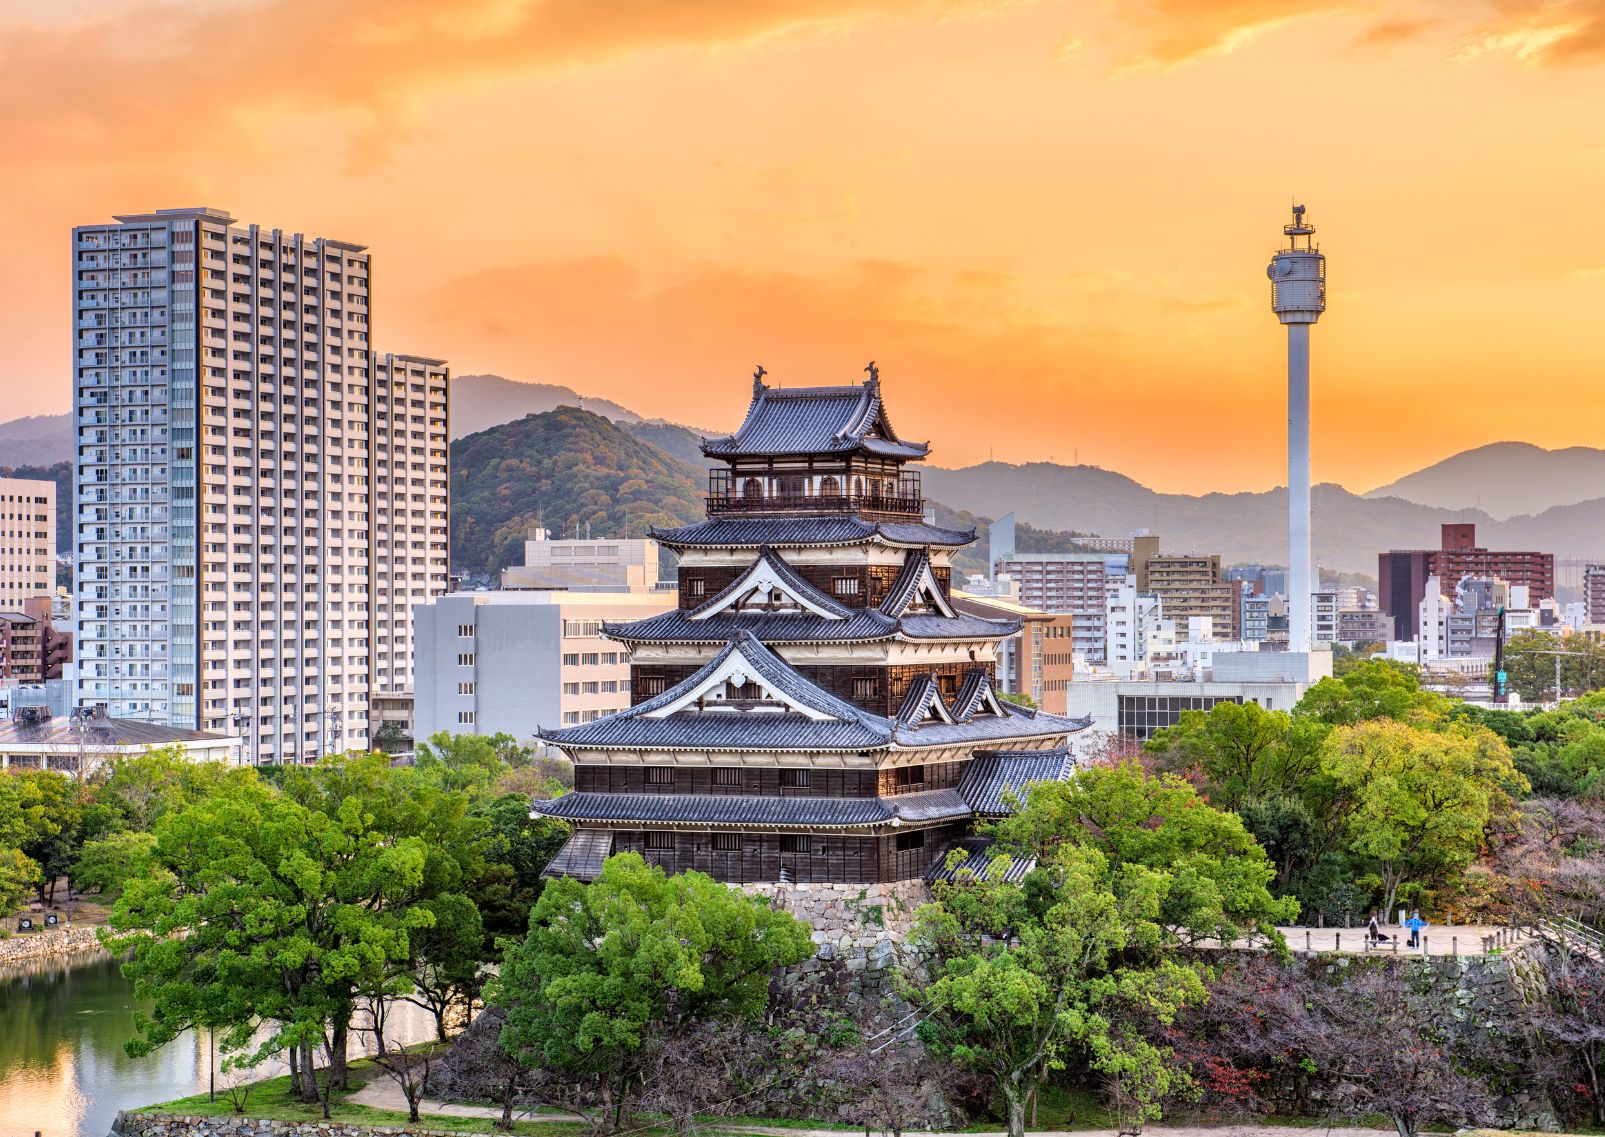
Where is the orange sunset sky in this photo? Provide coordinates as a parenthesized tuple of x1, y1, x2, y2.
(5, 0, 1605, 494)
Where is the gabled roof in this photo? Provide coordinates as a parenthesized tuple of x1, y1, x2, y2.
(538, 631, 894, 752)
(879, 548, 957, 619)
(896, 673, 955, 726)
(689, 546, 853, 620)
(891, 700, 1092, 749)
(951, 669, 1009, 721)
(958, 747, 1075, 816)
(701, 379, 929, 460)
(650, 516, 974, 551)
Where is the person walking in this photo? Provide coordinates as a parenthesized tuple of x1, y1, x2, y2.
(1406, 909, 1426, 949)
(1367, 912, 1381, 949)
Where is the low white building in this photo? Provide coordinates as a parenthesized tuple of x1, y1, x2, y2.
(1063, 672, 1325, 752)
(0, 706, 239, 771)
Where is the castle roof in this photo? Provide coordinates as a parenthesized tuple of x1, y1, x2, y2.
(537, 631, 1087, 754)
(958, 747, 1075, 816)
(701, 380, 929, 460)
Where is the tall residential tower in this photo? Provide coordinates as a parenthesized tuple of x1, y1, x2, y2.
(71, 208, 448, 763)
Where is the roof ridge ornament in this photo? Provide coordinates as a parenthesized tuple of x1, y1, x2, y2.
(864, 360, 879, 392)
(753, 364, 767, 395)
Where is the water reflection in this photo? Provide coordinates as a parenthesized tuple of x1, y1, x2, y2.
(0, 951, 434, 1137)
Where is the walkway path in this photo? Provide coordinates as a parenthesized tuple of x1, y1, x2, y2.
(1274, 922, 1528, 957)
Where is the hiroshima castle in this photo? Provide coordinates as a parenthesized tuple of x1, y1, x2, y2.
(535, 367, 1089, 884)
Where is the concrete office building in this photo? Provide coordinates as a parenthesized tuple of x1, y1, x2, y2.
(1380, 524, 1553, 642)
(993, 550, 1129, 663)
(0, 612, 44, 682)
(1337, 608, 1394, 644)
(1134, 546, 1237, 640)
(412, 591, 674, 744)
(502, 532, 663, 592)
(1064, 674, 1323, 747)
(71, 207, 448, 763)
(0, 477, 55, 611)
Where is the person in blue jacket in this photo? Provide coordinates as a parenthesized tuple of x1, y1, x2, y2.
(1406, 909, 1426, 949)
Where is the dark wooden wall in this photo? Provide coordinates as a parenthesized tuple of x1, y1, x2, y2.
(576, 765, 879, 797)
(609, 820, 974, 883)
(631, 660, 997, 714)
(678, 560, 953, 611)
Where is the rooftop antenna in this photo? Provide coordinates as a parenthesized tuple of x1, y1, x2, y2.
(1267, 201, 1328, 656)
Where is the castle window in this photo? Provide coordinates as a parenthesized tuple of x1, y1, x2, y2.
(893, 764, 925, 788)
(711, 834, 742, 851)
(852, 676, 880, 700)
(713, 768, 741, 786)
(688, 578, 705, 598)
(643, 831, 675, 850)
(833, 576, 860, 597)
(779, 769, 810, 788)
(895, 831, 925, 852)
(645, 767, 674, 785)
(780, 835, 812, 854)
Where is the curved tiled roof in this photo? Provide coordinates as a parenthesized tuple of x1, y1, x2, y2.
(650, 516, 974, 550)
(958, 747, 1075, 816)
(926, 838, 1037, 884)
(878, 547, 955, 618)
(533, 788, 974, 828)
(892, 704, 1092, 749)
(701, 381, 929, 460)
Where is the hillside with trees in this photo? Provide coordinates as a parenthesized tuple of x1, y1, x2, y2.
(449, 408, 706, 577)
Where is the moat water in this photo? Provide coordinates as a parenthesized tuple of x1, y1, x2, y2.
(0, 951, 433, 1137)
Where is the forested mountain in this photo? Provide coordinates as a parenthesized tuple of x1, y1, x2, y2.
(449, 408, 705, 576)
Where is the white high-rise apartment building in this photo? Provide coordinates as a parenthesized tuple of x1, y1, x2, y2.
(72, 207, 448, 764)
(0, 478, 55, 609)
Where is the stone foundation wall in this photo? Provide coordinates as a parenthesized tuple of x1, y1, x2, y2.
(0, 924, 104, 968)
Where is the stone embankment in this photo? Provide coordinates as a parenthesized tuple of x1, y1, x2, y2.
(0, 923, 104, 968)
(113, 1117, 470, 1137)
(741, 880, 929, 1005)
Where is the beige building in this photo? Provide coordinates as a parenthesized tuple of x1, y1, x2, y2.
(72, 207, 448, 763)
(412, 590, 675, 743)
(501, 533, 662, 592)
(952, 590, 1075, 714)
(1134, 542, 1237, 640)
(0, 477, 54, 610)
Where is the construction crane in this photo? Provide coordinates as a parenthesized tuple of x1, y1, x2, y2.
(1492, 607, 1508, 704)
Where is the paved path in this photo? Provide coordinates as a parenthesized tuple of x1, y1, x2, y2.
(1275, 922, 1528, 957)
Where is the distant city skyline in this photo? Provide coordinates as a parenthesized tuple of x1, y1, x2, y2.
(6, 1, 1605, 494)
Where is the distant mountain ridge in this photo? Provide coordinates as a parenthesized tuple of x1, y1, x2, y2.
(0, 413, 71, 466)
(1363, 441, 1605, 520)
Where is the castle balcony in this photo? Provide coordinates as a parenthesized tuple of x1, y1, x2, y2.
(706, 469, 923, 519)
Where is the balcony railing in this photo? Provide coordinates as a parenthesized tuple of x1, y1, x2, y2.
(706, 489, 924, 517)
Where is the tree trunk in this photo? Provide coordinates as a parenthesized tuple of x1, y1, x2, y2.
(1392, 1111, 1413, 1137)
(288, 1043, 299, 1095)
(1003, 1081, 1027, 1137)
(329, 1021, 350, 1090)
(299, 1041, 319, 1102)
(500, 1075, 516, 1132)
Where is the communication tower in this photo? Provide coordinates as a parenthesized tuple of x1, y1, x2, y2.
(1267, 204, 1326, 656)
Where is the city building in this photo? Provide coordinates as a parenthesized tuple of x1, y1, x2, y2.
(1064, 671, 1324, 747)
(1312, 590, 1339, 645)
(1380, 524, 1554, 642)
(1337, 608, 1394, 644)
(1105, 578, 1169, 678)
(0, 477, 55, 611)
(1586, 563, 1605, 626)
(0, 705, 238, 771)
(502, 532, 663, 592)
(1134, 546, 1237, 640)
(371, 354, 450, 700)
(412, 590, 674, 744)
(0, 612, 44, 681)
(533, 369, 1089, 885)
(951, 590, 1075, 714)
(71, 207, 449, 763)
(992, 549, 1132, 663)
(21, 595, 72, 679)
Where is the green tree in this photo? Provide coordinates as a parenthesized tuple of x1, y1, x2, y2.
(1146, 700, 1327, 810)
(98, 745, 241, 831)
(405, 892, 486, 1041)
(71, 830, 159, 900)
(0, 846, 39, 914)
(495, 853, 813, 1134)
(468, 791, 570, 942)
(912, 843, 1205, 1137)
(105, 774, 435, 1109)
(8, 770, 84, 904)
(991, 760, 1298, 946)
(1503, 630, 1605, 703)
(1320, 719, 1527, 914)
(1296, 660, 1449, 727)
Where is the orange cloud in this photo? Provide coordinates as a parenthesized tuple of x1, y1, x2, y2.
(1115, 0, 1348, 66)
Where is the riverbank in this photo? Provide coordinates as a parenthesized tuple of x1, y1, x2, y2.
(0, 923, 105, 970)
